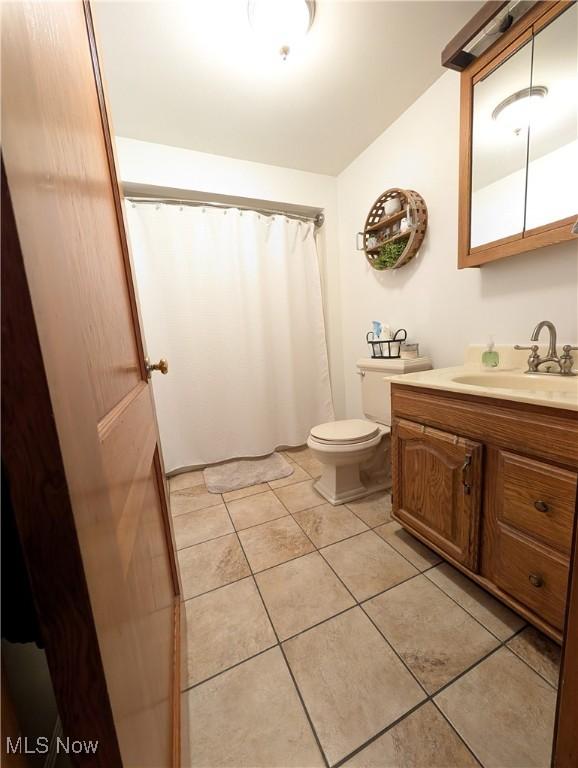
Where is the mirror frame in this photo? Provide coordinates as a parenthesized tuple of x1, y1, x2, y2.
(458, 0, 578, 269)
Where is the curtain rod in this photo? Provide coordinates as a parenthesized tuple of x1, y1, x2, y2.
(125, 196, 325, 228)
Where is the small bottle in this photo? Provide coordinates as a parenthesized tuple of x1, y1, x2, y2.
(482, 337, 499, 368)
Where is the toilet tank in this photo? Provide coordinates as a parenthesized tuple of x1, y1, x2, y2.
(357, 357, 432, 426)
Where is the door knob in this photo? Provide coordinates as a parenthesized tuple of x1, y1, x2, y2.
(534, 500, 549, 513)
(145, 357, 168, 377)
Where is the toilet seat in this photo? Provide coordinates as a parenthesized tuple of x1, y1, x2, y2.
(310, 419, 380, 446)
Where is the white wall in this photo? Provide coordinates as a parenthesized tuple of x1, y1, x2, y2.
(117, 71, 578, 427)
(116, 137, 346, 416)
(336, 71, 578, 418)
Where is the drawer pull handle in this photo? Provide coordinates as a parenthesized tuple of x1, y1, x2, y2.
(528, 573, 544, 588)
(534, 500, 549, 513)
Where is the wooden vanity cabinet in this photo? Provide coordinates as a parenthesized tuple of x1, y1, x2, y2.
(391, 384, 578, 642)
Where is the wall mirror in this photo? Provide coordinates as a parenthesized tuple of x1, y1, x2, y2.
(459, 0, 578, 267)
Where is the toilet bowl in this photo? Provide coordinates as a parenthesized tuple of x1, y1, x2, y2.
(307, 419, 390, 504)
(308, 356, 432, 505)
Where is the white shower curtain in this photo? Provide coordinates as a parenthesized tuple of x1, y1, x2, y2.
(126, 202, 334, 471)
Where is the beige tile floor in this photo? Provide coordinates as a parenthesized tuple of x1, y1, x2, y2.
(171, 446, 561, 768)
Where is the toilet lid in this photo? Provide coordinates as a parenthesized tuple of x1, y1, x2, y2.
(310, 419, 380, 445)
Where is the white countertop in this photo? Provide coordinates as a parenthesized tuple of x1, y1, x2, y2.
(389, 346, 578, 412)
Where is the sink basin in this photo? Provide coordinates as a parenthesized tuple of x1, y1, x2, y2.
(452, 373, 578, 394)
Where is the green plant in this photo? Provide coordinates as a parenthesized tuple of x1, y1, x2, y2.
(373, 236, 409, 270)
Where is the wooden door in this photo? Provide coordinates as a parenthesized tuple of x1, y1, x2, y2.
(554, 484, 578, 767)
(2, 2, 180, 766)
(392, 419, 483, 570)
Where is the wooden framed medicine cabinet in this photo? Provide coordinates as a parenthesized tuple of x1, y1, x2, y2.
(458, 0, 578, 268)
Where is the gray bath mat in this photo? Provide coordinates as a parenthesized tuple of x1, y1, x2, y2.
(204, 453, 294, 494)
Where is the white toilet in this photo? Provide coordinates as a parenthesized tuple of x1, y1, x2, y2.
(308, 356, 432, 505)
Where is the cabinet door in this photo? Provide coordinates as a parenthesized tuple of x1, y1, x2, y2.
(392, 419, 483, 570)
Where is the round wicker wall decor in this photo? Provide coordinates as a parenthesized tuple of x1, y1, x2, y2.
(359, 188, 428, 270)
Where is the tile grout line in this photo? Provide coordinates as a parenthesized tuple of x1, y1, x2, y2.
(330, 698, 429, 768)
(331, 692, 485, 768)
(289, 510, 445, 733)
(176, 479, 558, 766)
(184, 574, 439, 682)
(430, 699, 484, 768)
(228, 484, 426, 768)
(176, 487, 539, 664)
(175, 489, 547, 686)
(288, 507, 429, 613)
(419, 582, 554, 691)
(179, 567, 252, 602)
(175, 484, 325, 552)
(267, 467, 314, 491)
(287, 507, 360, 609)
(503, 639, 559, 691)
(286, 505, 453, 748)
(332, 629, 531, 768)
(178, 540, 557, 700)
(276, 643, 331, 768)
(269, 490, 326, 515)
(343, 500, 392, 531)
(359, 603, 430, 695)
(237, 482, 442, 586)
(181, 602, 370, 695)
(421, 568, 525, 645)
(263, 497, 553, 767)
(220, 494, 332, 768)
(180, 540, 329, 601)
(171, 498, 224, 518)
(431, 625, 527, 699)
(174, 507, 388, 555)
(179, 485, 520, 673)
(181, 580, 550, 764)
(181, 642, 277, 695)
(173, 498, 407, 558)
(182, 507, 292, 549)
(173, 482, 394, 558)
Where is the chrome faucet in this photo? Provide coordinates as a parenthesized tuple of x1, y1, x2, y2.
(515, 320, 577, 375)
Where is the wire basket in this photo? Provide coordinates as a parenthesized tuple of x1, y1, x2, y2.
(366, 328, 407, 359)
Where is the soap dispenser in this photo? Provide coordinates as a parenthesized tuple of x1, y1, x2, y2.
(482, 337, 499, 368)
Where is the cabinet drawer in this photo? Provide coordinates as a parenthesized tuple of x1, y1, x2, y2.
(495, 528, 569, 630)
(497, 451, 577, 555)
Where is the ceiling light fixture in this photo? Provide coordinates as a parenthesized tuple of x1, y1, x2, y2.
(491, 86, 548, 135)
(247, 0, 315, 60)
